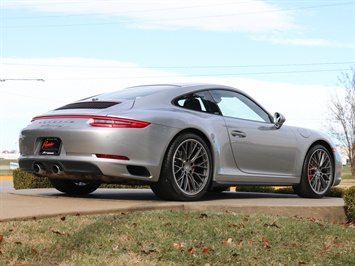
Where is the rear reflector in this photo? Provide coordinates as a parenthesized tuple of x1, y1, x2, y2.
(96, 154, 130, 160)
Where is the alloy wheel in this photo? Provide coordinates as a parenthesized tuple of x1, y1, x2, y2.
(172, 139, 211, 195)
(307, 148, 333, 194)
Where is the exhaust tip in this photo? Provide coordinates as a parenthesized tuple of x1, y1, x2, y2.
(33, 164, 46, 175)
(51, 164, 63, 175)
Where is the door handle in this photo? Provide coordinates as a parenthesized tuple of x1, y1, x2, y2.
(231, 130, 246, 138)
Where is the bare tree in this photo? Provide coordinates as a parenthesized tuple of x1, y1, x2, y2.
(327, 68, 355, 176)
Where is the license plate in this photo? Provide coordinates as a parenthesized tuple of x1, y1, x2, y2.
(40, 138, 62, 155)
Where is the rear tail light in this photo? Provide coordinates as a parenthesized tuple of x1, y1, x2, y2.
(88, 117, 150, 128)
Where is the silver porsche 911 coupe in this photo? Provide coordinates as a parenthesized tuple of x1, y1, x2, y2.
(19, 83, 342, 201)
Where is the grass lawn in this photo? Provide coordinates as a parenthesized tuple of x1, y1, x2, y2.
(1, 210, 355, 266)
(0, 159, 17, 167)
(342, 165, 353, 180)
(0, 170, 13, 176)
(1, 161, 355, 265)
(0, 159, 17, 176)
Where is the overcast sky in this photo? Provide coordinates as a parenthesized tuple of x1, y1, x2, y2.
(1, 0, 354, 151)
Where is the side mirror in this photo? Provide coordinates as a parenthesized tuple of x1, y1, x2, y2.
(274, 112, 286, 129)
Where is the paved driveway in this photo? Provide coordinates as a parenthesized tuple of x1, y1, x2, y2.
(0, 181, 347, 223)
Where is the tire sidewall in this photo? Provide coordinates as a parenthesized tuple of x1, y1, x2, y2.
(161, 133, 213, 201)
(299, 145, 334, 198)
(50, 179, 100, 195)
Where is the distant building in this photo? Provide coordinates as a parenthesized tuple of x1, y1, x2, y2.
(1, 150, 17, 154)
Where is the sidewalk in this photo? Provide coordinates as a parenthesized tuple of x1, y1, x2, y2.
(336, 179, 355, 188)
(0, 187, 348, 223)
(1, 177, 353, 223)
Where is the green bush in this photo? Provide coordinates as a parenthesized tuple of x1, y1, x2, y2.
(235, 186, 276, 193)
(274, 187, 295, 194)
(343, 185, 355, 221)
(12, 169, 147, 190)
(327, 187, 345, 198)
(13, 169, 52, 189)
(234, 186, 344, 198)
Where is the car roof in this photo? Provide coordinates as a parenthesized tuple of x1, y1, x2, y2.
(126, 82, 243, 95)
(128, 82, 235, 90)
(77, 82, 250, 107)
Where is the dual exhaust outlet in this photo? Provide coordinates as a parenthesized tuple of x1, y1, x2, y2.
(33, 164, 64, 175)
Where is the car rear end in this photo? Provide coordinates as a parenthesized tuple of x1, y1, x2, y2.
(18, 88, 175, 184)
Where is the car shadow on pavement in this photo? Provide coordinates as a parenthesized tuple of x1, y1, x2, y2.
(16, 188, 301, 202)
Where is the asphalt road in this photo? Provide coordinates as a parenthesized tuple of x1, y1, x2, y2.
(0, 180, 15, 193)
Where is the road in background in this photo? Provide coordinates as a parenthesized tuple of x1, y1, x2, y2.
(0, 181, 15, 193)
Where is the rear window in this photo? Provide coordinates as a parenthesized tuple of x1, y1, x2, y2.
(83, 85, 180, 101)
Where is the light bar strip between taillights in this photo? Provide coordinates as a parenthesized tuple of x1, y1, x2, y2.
(32, 115, 93, 122)
(31, 115, 150, 128)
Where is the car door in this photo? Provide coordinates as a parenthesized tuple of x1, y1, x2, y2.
(209, 89, 298, 176)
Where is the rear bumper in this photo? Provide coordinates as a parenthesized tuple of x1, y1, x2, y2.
(19, 159, 103, 176)
(19, 156, 156, 184)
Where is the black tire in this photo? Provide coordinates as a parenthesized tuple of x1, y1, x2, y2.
(150, 182, 171, 200)
(152, 133, 213, 201)
(293, 145, 334, 198)
(49, 179, 101, 195)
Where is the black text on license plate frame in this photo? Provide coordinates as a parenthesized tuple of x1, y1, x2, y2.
(40, 138, 62, 155)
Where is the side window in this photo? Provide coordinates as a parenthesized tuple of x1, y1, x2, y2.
(175, 92, 208, 112)
(209, 90, 271, 123)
